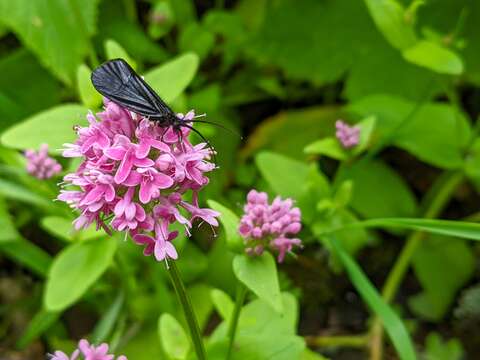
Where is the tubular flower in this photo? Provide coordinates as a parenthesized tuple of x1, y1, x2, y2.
(238, 189, 302, 263)
(335, 120, 360, 148)
(58, 100, 219, 262)
(24, 143, 62, 179)
(48, 339, 127, 360)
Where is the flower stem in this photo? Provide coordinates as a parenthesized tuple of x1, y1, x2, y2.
(168, 261, 206, 360)
(306, 334, 369, 348)
(369, 170, 464, 360)
(226, 283, 248, 360)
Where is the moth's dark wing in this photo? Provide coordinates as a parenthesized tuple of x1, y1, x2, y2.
(91, 59, 173, 117)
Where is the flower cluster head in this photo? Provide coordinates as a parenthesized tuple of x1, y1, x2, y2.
(58, 99, 220, 262)
(335, 120, 360, 148)
(49, 339, 127, 360)
(24, 143, 62, 179)
(238, 189, 302, 263)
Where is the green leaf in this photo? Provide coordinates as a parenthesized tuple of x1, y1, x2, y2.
(354, 218, 480, 241)
(0, 197, 20, 242)
(255, 151, 309, 199)
(104, 39, 137, 70)
(0, 179, 59, 213)
(77, 64, 103, 109)
(207, 200, 243, 252)
(348, 95, 471, 169)
(179, 23, 215, 61)
(424, 333, 464, 360)
(92, 292, 124, 344)
(1, 104, 88, 154)
(353, 116, 377, 155)
(41, 216, 105, 243)
(0, 49, 61, 130)
(403, 40, 464, 75)
(144, 53, 199, 104)
(16, 310, 60, 349)
(304, 137, 347, 160)
(410, 235, 474, 321)
(210, 289, 234, 321)
(301, 348, 329, 360)
(0, 0, 100, 84)
(44, 238, 117, 311)
(363, 0, 417, 50)
(158, 313, 190, 360)
(0, 238, 52, 277)
(233, 253, 283, 313)
(335, 159, 417, 219)
(327, 236, 416, 360)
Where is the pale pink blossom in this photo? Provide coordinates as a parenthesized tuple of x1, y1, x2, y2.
(239, 190, 302, 263)
(335, 120, 360, 148)
(24, 144, 62, 179)
(48, 339, 126, 360)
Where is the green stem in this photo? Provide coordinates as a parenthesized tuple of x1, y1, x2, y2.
(369, 170, 464, 360)
(68, 0, 99, 68)
(168, 261, 206, 360)
(226, 283, 248, 360)
(306, 334, 369, 348)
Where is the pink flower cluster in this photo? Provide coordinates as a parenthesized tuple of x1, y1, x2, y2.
(238, 190, 302, 263)
(49, 339, 126, 360)
(335, 120, 360, 148)
(24, 144, 62, 179)
(58, 99, 219, 262)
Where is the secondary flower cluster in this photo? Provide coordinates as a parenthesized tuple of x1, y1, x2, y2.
(238, 190, 302, 263)
(49, 339, 126, 360)
(24, 144, 62, 179)
(335, 120, 360, 148)
(58, 99, 219, 262)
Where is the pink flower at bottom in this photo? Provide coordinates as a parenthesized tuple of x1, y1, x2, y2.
(24, 144, 62, 179)
(48, 339, 127, 360)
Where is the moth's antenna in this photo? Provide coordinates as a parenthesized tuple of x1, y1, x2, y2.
(183, 119, 243, 139)
(180, 123, 218, 165)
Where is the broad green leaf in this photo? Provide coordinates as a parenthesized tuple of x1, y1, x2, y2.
(0, 197, 20, 242)
(410, 235, 474, 321)
(44, 238, 117, 311)
(242, 106, 340, 160)
(0, 179, 59, 213)
(348, 95, 471, 169)
(363, 0, 416, 50)
(92, 292, 124, 344)
(0, 0, 100, 84)
(255, 151, 309, 199)
(104, 39, 137, 70)
(1, 104, 88, 154)
(41, 216, 105, 242)
(179, 23, 215, 61)
(207, 200, 243, 252)
(353, 116, 377, 155)
(354, 218, 480, 241)
(335, 159, 417, 219)
(424, 333, 464, 360)
(16, 310, 59, 349)
(158, 313, 190, 360)
(144, 53, 199, 104)
(186, 283, 214, 331)
(304, 137, 347, 160)
(0, 50, 60, 130)
(327, 236, 416, 360)
(210, 289, 234, 321)
(77, 64, 103, 109)
(120, 327, 164, 360)
(233, 253, 283, 313)
(301, 348, 329, 360)
(403, 40, 464, 75)
(0, 238, 52, 277)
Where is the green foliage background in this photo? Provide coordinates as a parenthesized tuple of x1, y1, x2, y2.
(0, 0, 479, 359)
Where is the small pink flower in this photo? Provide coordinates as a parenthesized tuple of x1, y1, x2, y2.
(335, 120, 360, 148)
(48, 349, 80, 360)
(24, 144, 62, 179)
(238, 190, 303, 263)
(58, 101, 219, 263)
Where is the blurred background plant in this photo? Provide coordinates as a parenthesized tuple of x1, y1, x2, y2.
(0, 0, 480, 359)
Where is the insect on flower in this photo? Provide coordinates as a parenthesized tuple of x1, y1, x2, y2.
(91, 58, 229, 156)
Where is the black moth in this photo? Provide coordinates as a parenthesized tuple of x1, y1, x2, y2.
(91, 58, 216, 151)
